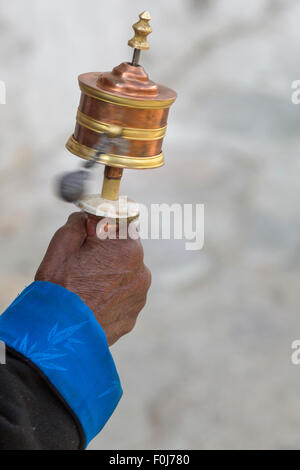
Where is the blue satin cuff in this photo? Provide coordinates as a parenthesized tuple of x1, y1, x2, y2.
(0, 281, 122, 446)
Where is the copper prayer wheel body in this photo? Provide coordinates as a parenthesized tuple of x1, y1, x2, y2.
(66, 62, 177, 170)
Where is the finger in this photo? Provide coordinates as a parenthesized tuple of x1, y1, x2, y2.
(86, 216, 99, 238)
(86, 217, 119, 240)
(86, 216, 140, 241)
(44, 212, 88, 260)
(83, 235, 145, 274)
(66, 211, 88, 231)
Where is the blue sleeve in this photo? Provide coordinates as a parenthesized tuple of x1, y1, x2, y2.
(0, 281, 123, 447)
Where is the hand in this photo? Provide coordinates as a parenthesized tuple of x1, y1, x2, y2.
(35, 212, 151, 346)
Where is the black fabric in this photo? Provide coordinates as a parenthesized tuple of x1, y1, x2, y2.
(0, 347, 85, 450)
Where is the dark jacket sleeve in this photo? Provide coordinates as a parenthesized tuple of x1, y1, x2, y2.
(0, 348, 83, 450)
(0, 281, 123, 450)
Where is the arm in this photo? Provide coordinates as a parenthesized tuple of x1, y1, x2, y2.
(0, 213, 151, 449)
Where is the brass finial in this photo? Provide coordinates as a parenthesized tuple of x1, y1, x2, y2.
(128, 11, 152, 51)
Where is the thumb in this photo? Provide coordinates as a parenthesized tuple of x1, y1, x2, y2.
(45, 212, 88, 259)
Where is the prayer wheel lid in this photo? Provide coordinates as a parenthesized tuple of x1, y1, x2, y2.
(78, 11, 177, 108)
(79, 62, 177, 108)
(79, 64, 177, 105)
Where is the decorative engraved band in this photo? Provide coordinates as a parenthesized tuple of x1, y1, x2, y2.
(79, 82, 176, 110)
(66, 136, 165, 169)
(76, 109, 166, 141)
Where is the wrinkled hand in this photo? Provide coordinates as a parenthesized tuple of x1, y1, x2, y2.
(35, 212, 151, 346)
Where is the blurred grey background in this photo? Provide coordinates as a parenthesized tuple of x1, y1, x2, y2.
(0, 0, 300, 450)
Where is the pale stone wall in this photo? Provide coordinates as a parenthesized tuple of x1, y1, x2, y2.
(0, 0, 300, 449)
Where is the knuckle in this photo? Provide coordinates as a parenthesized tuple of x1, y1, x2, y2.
(52, 215, 87, 244)
(135, 241, 145, 262)
(56, 225, 69, 237)
(127, 319, 137, 333)
(122, 322, 135, 336)
(121, 314, 138, 335)
(137, 297, 147, 311)
(67, 212, 86, 224)
(66, 212, 87, 234)
(126, 238, 144, 264)
(128, 297, 147, 319)
(141, 266, 152, 291)
(48, 226, 70, 246)
(55, 223, 77, 240)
